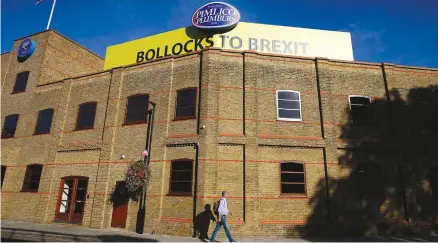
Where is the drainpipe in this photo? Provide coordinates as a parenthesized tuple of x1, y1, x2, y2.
(381, 63, 409, 223)
(192, 143, 200, 237)
(136, 101, 156, 234)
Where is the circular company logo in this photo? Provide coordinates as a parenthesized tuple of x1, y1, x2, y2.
(192, 2, 240, 30)
(17, 38, 37, 63)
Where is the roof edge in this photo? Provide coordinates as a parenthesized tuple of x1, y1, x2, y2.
(14, 29, 103, 60)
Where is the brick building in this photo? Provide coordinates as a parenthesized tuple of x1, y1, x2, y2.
(1, 29, 438, 238)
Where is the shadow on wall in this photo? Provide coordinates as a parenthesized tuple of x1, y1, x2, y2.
(290, 86, 438, 237)
(193, 204, 217, 241)
(108, 181, 130, 206)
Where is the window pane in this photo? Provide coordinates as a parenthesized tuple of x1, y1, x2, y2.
(59, 200, 70, 213)
(172, 161, 192, 171)
(63, 179, 74, 189)
(177, 97, 196, 107)
(23, 164, 42, 191)
(127, 112, 148, 123)
(278, 91, 299, 100)
(77, 180, 88, 189)
(13, 71, 29, 93)
(350, 96, 370, 106)
(176, 89, 196, 119)
(28, 181, 39, 190)
(74, 201, 84, 214)
(178, 89, 196, 99)
(126, 95, 149, 123)
(351, 105, 372, 124)
(35, 109, 54, 134)
(281, 163, 304, 172)
(171, 171, 192, 181)
(30, 164, 43, 173)
(278, 100, 300, 110)
(281, 173, 305, 183)
(281, 184, 305, 194)
(75, 189, 86, 201)
(170, 182, 192, 193)
(176, 107, 196, 118)
(1, 166, 6, 187)
(30, 173, 41, 181)
(129, 95, 149, 106)
(278, 109, 301, 119)
(62, 188, 73, 201)
(77, 103, 96, 129)
(2, 114, 19, 138)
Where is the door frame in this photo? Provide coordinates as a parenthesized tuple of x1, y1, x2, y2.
(54, 176, 89, 223)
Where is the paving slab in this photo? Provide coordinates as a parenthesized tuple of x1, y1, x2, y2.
(2, 220, 438, 242)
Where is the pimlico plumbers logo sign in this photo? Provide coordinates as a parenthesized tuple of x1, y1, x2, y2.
(192, 2, 240, 29)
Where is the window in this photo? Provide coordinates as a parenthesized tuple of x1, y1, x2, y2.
(349, 95, 372, 124)
(276, 90, 302, 121)
(355, 163, 384, 198)
(76, 102, 97, 130)
(12, 71, 30, 93)
(34, 108, 54, 135)
(55, 176, 88, 223)
(169, 159, 193, 195)
(2, 114, 19, 138)
(431, 166, 438, 200)
(280, 162, 306, 195)
(1, 166, 6, 188)
(22, 164, 43, 192)
(125, 94, 149, 125)
(175, 88, 197, 120)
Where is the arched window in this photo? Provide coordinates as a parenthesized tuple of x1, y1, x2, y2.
(2, 114, 19, 138)
(280, 161, 306, 195)
(34, 108, 54, 135)
(355, 163, 384, 198)
(276, 90, 302, 121)
(348, 95, 372, 124)
(75, 102, 97, 130)
(55, 176, 89, 223)
(169, 159, 193, 196)
(124, 94, 149, 125)
(22, 164, 43, 192)
(175, 88, 197, 120)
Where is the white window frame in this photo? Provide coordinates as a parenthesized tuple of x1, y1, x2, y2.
(348, 95, 371, 110)
(276, 90, 302, 122)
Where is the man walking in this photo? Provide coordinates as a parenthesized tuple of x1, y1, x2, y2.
(210, 191, 236, 242)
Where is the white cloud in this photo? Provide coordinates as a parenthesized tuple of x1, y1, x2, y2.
(342, 22, 387, 62)
(75, 27, 160, 57)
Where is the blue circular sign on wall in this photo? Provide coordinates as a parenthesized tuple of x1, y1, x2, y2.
(192, 2, 240, 30)
(17, 38, 37, 63)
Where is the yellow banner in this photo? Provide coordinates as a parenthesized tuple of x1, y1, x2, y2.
(104, 22, 353, 70)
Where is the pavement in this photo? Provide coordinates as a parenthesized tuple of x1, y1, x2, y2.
(2, 220, 438, 242)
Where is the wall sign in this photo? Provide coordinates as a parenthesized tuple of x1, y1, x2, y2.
(104, 22, 354, 70)
(192, 2, 240, 30)
(17, 38, 37, 63)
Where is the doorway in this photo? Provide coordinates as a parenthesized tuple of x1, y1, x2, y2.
(111, 181, 129, 228)
(54, 176, 88, 223)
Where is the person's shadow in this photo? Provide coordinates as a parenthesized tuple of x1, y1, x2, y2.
(193, 204, 217, 242)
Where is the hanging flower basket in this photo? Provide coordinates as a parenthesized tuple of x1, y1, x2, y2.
(124, 159, 151, 201)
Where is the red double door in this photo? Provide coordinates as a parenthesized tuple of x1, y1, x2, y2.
(54, 177, 88, 223)
(54, 178, 129, 227)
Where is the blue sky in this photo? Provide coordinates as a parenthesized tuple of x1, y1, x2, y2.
(2, 0, 438, 68)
